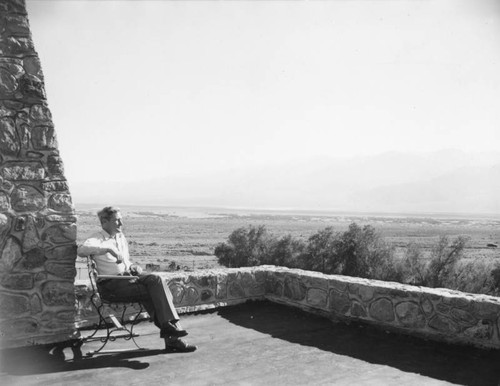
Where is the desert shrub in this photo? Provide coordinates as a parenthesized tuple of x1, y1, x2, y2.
(425, 236, 468, 288)
(449, 258, 499, 295)
(491, 266, 500, 294)
(334, 223, 396, 280)
(399, 243, 427, 286)
(300, 227, 339, 274)
(214, 243, 235, 267)
(214, 225, 273, 267)
(215, 223, 497, 296)
(168, 261, 179, 271)
(268, 234, 306, 268)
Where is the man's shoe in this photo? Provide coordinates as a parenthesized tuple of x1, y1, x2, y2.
(164, 338, 197, 353)
(160, 322, 188, 338)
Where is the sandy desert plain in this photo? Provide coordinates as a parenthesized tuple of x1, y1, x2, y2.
(73, 204, 500, 280)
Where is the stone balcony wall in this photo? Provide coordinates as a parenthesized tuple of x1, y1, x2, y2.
(74, 267, 268, 328)
(75, 266, 500, 350)
(265, 267, 500, 350)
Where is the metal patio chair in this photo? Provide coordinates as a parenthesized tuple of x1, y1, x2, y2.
(82, 256, 148, 357)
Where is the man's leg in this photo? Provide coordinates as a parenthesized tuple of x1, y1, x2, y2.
(136, 274, 196, 352)
(136, 274, 180, 326)
(98, 275, 196, 352)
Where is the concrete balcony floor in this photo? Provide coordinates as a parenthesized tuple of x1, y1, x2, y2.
(1, 301, 499, 386)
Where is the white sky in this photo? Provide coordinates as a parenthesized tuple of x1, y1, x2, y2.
(26, 0, 500, 185)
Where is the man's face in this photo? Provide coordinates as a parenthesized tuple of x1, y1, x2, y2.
(102, 212, 123, 236)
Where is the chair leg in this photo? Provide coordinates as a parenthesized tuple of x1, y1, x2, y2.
(83, 304, 145, 357)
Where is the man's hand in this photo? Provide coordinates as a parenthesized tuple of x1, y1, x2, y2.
(130, 264, 143, 276)
(106, 247, 123, 264)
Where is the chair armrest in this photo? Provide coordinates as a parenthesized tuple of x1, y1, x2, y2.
(97, 275, 138, 281)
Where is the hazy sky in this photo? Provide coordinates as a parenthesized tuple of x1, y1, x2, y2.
(26, 0, 500, 187)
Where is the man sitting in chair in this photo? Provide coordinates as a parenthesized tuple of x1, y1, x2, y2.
(77, 206, 197, 353)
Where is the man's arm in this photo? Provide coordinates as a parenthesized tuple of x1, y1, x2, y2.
(77, 234, 123, 264)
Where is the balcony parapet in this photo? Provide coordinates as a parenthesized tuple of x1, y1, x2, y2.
(75, 266, 500, 349)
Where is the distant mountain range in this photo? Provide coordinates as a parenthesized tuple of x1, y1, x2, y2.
(71, 150, 500, 215)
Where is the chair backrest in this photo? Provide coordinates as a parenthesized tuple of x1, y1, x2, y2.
(86, 256, 100, 294)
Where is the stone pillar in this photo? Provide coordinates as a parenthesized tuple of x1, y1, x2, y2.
(0, 0, 78, 348)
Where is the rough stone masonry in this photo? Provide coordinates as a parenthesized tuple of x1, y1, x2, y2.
(0, 0, 78, 348)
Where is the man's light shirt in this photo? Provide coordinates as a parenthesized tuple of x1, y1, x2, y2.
(77, 229, 131, 275)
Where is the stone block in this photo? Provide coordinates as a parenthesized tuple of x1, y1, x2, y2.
(185, 287, 199, 303)
(16, 123, 30, 149)
(1, 272, 34, 290)
(395, 301, 426, 328)
(31, 125, 57, 150)
(301, 275, 328, 290)
(0, 291, 30, 316)
(228, 281, 246, 298)
(0, 0, 27, 15)
(5, 14, 30, 35)
(0, 213, 11, 242)
(29, 104, 52, 123)
(45, 261, 76, 279)
(13, 215, 26, 232)
(350, 301, 367, 318)
(0, 192, 11, 211)
(463, 321, 492, 340)
(201, 289, 213, 301)
(0, 59, 24, 78)
(450, 308, 477, 327)
(20, 247, 46, 269)
(46, 214, 77, 223)
(169, 282, 185, 304)
(45, 245, 76, 261)
(0, 318, 39, 338)
(436, 303, 450, 314)
(329, 279, 348, 293)
(470, 301, 500, 320)
(216, 282, 227, 299)
(48, 155, 64, 176)
(41, 181, 69, 192)
(0, 36, 34, 57)
(443, 296, 471, 309)
(0, 67, 18, 94)
(306, 288, 327, 308)
(0, 236, 22, 272)
(329, 289, 350, 315)
(369, 298, 395, 323)
(56, 310, 75, 321)
(18, 74, 45, 100)
(41, 280, 74, 307)
(42, 223, 76, 244)
(0, 117, 19, 156)
(48, 193, 73, 212)
(0, 105, 14, 118)
(189, 276, 207, 288)
(23, 56, 43, 79)
(0, 178, 14, 193)
(428, 314, 459, 334)
(11, 184, 45, 211)
(283, 276, 306, 301)
(30, 293, 42, 314)
(2, 163, 45, 181)
(40, 311, 71, 331)
(357, 284, 375, 302)
(21, 215, 39, 252)
(421, 297, 434, 315)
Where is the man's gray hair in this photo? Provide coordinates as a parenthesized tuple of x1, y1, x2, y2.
(97, 206, 120, 223)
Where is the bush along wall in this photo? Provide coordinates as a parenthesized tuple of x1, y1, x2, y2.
(0, 0, 78, 348)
